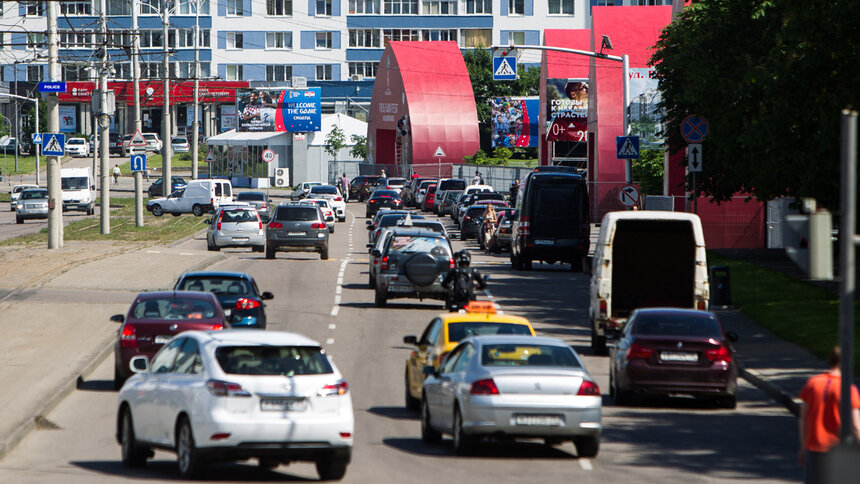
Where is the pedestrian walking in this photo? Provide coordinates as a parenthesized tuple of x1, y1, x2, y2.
(340, 173, 350, 202)
(380, 168, 387, 178)
(472, 170, 483, 185)
(798, 346, 860, 483)
(112, 164, 121, 185)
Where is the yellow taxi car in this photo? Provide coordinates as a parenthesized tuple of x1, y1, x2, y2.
(402, 301, 536, 410)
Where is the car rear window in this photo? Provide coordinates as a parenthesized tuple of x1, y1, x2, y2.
(448, 322, 532, 342)
(172, 137, 187, 143)
(410, 222, 444, 233)
(310, 200, 330, 208)
(439, 179, 466, 191)
(236, 192, 266, 201)
(275, 206, 319, 221)
(372, 190, 399, 198)
(311, 186, 339, 195)
(530, 178, 584, 225)
(177, 277, 250, 295)
(220, 209, 258, 223)
(481, 344, 580, 368)
(419, 181, 436, 189)
(388, 235, 450, 255)
(633, 313, 722, 338)
(216, 346, 334, 376)
(388, 178, 407, 185)
(379, 213, 424, 227)
(131, 297, 218, 320)
(466, 206, 487, 216)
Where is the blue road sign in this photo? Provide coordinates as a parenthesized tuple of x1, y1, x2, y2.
(616, 136, 640, 159)
(681, 115, 709, 143)
(130, 154, 147, 172)
(41, 133, 65, 156)
(38, 82, 66, 93)
(31, 133, 42, 144)
(493, 57, 517, 81)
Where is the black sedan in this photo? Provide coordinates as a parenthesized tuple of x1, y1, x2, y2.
(174, 271, 273, 329)
(147, 176, 188, 198)
(365, 189, 403, 218)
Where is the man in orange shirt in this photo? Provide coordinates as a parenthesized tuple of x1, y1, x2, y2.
(798, 346, 860, 483)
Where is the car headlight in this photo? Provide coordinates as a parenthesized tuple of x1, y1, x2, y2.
(81, 197, 90, 203)
(16, 204, 23, 209)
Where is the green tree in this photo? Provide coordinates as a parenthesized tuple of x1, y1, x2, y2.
(21, 99, 48, 141)
(349, 134, 367, 160)
(633, 149, 664, 195)
(324, 126, 347, 159)
(651, 0, 860, 209)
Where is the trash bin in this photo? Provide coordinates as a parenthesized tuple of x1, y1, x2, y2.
(709, 265, 732, 308)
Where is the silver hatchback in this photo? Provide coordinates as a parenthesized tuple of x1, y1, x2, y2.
(15, 188, 49, 223)
(205, 205, 265, 252)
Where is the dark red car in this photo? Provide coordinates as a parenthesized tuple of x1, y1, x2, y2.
(421, 184, 437, 211)
(111, 291, 228, 389)
(609, 308, 739, 408)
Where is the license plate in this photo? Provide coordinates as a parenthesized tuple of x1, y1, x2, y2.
(660, 351, 699, 362)
(514, 415, 563, 426)
(154, 335, 171, 344)
(232, 237, 249, 242)
(260, 398, 307, 412)
(287, 232, 305, 236)
(388, 285, 412, 293)
(534, 239, 555, 246)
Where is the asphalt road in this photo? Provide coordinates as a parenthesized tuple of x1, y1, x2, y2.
(0, 203, 801, 483)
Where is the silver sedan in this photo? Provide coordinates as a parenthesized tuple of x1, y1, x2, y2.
(421, 335, 601, 457)
(205, 205, 265, 252)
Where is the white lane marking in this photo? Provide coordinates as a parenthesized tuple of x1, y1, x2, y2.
(336, 286, 342, 295)
(483, 289, 494, 299)
(326, 338, 335, 344)
(580, 460, 593, 471)
(334, 295, 342, 305)
(328, 324, 336, 330)
(146, 250, 161, 254)
(337, 277, 344, 285)
(330, 306, 340, 316)
(180, 252, 195, 256)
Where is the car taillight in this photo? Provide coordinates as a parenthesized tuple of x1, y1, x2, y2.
(369, 199, 377, 203)
(627, 342, 654, 360)
(697, 299, 707, 310)
(599, 299, 607, 317)
(312, 222, 326, 229)
(217, 212, 223, 230)
(380, 256, 389, 270)
(705, 345, 732, 363)
(577, 380, 601, 396)
(119, 323, 137, 348)
(470, 378, 500, 395)
(257, 214, 263, 230)
(320, 380, 349, 396)
(235, 298, 261, 310)
(449, 257, 455, 269)
(211, 323, 225, 330)
(268, 221, 283, 229)
(334, 196, 342, 201)
(206, 379, 251, 397)
(518, 215, 530, 237)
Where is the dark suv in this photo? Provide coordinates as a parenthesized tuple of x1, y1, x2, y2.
(350, 175, 382, 202)
(373, 228, 454, 307)
(266, 203, 330, 260)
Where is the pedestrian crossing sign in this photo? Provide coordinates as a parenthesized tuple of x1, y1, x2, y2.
(42, 133, 65, 156)
(493, 57, 517, 81)
(616, 136, 640, 159)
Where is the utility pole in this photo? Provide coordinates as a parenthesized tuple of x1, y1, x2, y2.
(161, 0, 172, 192)
(132, 0, 144, 227)
(191, 0, 200, 179)
(46, 1, 62, 248)
(99, 0, 110, 234)
(13, 63, 19, 171)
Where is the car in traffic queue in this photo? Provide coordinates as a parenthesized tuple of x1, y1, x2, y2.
(367, 212, 425, 246)
(291, 181, 323, 200)
(10, 184, 39, 211)
(94, 133, 125, 156)
(459, 203, 509, 241)
(420, 335, 602, 457)
(265, 202, 330, 260)
(373, 228, 454, 307)
(457, 199, 509, 226)
(439, 189, 463, 216)
(171, 136, 190, 153)
(65, 137, 90, 157)
(174, 271, 273, 329)
(455, 191, 507, 221)
(147, 176, 188, 198)
(305, 198, 337, 233)
(116, 330, 354, 480)
(421, 184, 438, 212)
(413, 179, 437, 208)
(111, 290, 228, 389)
(365, 189, 403, 218)
(15, 188, 49, 224)
(484, 209, 516, 253)
(401, 177, 435, 207)
(378, 177, 408, 191)
(204, 205, 265, 252)
(477, 207, 513, 252)
(143, 133, 163, 152)
(366, 208, 414, 234)
(349, 175, 382, 202)
(432, 178, 467, 215)
(234, 191, 271, 221)
(402, 302, 536, 410)
(609, 308, 739, 409)
(307, 185, 346, 221)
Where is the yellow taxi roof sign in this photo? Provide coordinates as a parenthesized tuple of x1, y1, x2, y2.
(465, 301, 497, 314)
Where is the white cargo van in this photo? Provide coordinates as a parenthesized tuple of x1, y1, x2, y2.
(589, 211, 710, 355)
(61, 167, 95, 215)
(146, 178, 232, 217)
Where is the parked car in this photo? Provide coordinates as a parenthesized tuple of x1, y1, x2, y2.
(143, 133, 162, 152)
(0, 137, 23, 154)
(421, 184, 437, 212)
(234, 191, 271, 221)
(432, 178, 467, 214)
(147, 176, 187, 198)
(111, 290, 228, 389)
(204, 205, 265, 252)
(413, 179, 437, 207)
(421, 335, 601, 456)
(147, 179, 233, 216)
(265, 202, 330, 260)
(401, 177, 435, 207)
(373, 228, 454, 307)
(10, 184, 39, 211)
(65, 137, 90, 157)
(291, 181, 323, 200)
(349, 175, 382, 202)
(365, 189, 403, 218)
(171, 136, 190, 153)
(116, 329, 353, 480)
(15, 188, 49, 223)
(174, 272, 273, 329)
(439, 189, 463, 216)
(307, 185, 346, 221)
(90, 133, 124, 156)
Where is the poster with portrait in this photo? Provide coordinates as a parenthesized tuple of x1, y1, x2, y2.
(627, 67, 663, 148)
(237, 90, 279, 132)
(237, 88, 322, 133)
(545, 78, 588, 143)
(490, 97, 539, 148)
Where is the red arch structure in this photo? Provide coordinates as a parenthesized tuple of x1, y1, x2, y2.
(368, 41, 480, 177)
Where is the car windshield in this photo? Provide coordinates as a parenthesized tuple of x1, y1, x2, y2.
(439, 179, 466, 191)
(481, 344, 580, 368)
(275, 206, 318, 221)
(220, 209, 258, 223)
(311, 186, 339, 195)
(634, 313, 722, 338)
(236, 192, 265, 201)
(68, 139, 84, 145)
(177, 277, 250, 295)
(131, 297, 219, 320)
(216, 346, 334, 376)
(448, 322, 532, 342)
(21, 190, 48, 200)
(62, 177, 89, 190)
(372, 190, 399, 198)
(388, 235, 449, 255)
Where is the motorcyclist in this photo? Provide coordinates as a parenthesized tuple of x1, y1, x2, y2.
(441, 250, 487, 311)
(509, 180, 520, 206)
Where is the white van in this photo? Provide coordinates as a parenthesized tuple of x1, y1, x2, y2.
(146, 178, 232, 217)
(589, 211, 710, 354)
(61, 167, 95, 215)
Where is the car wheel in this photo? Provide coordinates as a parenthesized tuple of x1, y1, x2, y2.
(320, 247, 329, 260)
(329, 225, 335, 234)
(522, 258, 532, 271)
(315, 452, 348, 481)
(452, 406, 474, 456)
(374, 287, 387, 307)
(574, 436, 600, 458)
(119, 407, 148, 467)
(421, 397, 442, 444)
(611, 372, 632, 406)
(151, 204, 164, 217)
(171, 212, 181, 217)
(266, 245, 275, 259)
(176, 417, 203, 479)
(16, 215, 23, 224)
(113, 366, 126, 390)
(192, 204, 204, 217)
(718, 394, 737, 409)
(405, 369, 420, 411)
(252, 245, 264, 253)
(87, 206, 95, 216)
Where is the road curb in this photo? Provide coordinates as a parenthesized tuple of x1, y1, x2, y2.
(739, 362, 801, 416)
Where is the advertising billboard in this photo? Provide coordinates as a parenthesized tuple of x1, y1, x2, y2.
(221, 105, 236, 132)
(545, 78, 588, 143)
(490, 97, 539, 148)
(237, 88, 322, 133)
(58, 105, 77, 133)
(628, 67, 663, 148)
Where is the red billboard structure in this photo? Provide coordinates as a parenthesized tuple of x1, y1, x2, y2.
(58, 80, 248, 106)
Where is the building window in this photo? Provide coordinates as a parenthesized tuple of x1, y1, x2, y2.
(109, 31, 131, 48)
(267, 0, 292, 15)
(266, 32, 292, 49)
(139, 30, 164, 48)
(548, 0, 573, 15)
(508, 0, 523, 14)
(422, 0, 456, 14)
(383, 29, 419, 47)
(348, 62, 377, 79)
(348, 0, 380, 13)
(507, 31, 525, 45)
(226, 0, 243, 16)
(315, 32, 332, 49)
(63, 65, 91, 81)
(177, 0, 210, 14)
(266, 65, 292, 82)
(27, 33, 45, 50)
(114, 63, 131, 79)
(316, 0, 332, 15)
(637, 0, 662, 4)
(465, 0, 491, 14)
(60, 31, 93, 49)
(27, 65, 44, 81)
(61, 1, 93, 15)
(226, 65, 243, 81)
(26, 2, 44, 16)
(140, 0, 160, 14)
(226, 32, 243, 49)
(349, 29, 380, 48)
(316, 65, 333, 81)
(141, 62, 164, 79)
(461, 29, 491, 48)
(383, 0, 417, 14)
(107, 0, 132, 15)
(422, 29, 457, 41)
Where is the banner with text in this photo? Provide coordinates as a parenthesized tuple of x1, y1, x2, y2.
(545, 78, 588, 143)
(237, 88, 322, 133)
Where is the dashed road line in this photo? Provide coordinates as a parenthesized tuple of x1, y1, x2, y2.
(326, 338, 335, 344)
(330, 306, 340, 317)
(580, 459, 593, 471)
(328, 323, 336, 330)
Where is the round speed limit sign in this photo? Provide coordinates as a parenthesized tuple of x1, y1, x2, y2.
(261, 149, 275, 163)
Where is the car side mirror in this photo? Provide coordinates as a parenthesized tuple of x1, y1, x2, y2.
(422, 365, 437, 377)
(130, 356, 149, 374)
(726, 331, 739, 343)
(110, 314, 125, 323)
(403, 335, 418, 345)
(261, 291, 274, 300)
(371, 249, 381, 257)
